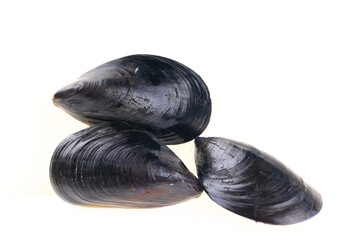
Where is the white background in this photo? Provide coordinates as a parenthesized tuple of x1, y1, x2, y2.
(1, 0, 359, 239)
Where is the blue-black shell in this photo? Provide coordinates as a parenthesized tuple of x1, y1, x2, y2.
(53, 54, 211, 145)
(50, 122, 203, 208)
(195, 137, 322, 225)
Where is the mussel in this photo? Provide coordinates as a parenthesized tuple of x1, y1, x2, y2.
(52, 54, 212, 145)
(50, 122, 202, 208)
(195, 137, 322, 225)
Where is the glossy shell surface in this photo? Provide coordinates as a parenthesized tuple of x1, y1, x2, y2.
(195, 137, 322, 225)
(53, 54, 212, 144)
(50, 122, 203, 208)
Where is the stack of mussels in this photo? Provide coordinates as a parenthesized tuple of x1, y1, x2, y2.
(51, 55, 322, 225)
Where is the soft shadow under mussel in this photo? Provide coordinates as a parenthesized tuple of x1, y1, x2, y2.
(194, 137, 322, 225)
(50, 122, 203, 208)
(52, 54, 212, 145)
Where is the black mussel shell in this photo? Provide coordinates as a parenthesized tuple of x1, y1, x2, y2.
(50, 122, 203, 208)
(52, 54, 212, 145)
(195, 137, 322, 225)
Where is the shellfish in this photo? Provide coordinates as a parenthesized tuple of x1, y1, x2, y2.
(52, 54, 212, 145)
(50, 122, 203, 208)
(195, 137, 322, 225)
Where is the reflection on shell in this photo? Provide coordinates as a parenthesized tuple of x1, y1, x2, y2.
(52, 54, 212, 144)
(195, 137, 322, 225)
(50, 122, 203, 208)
